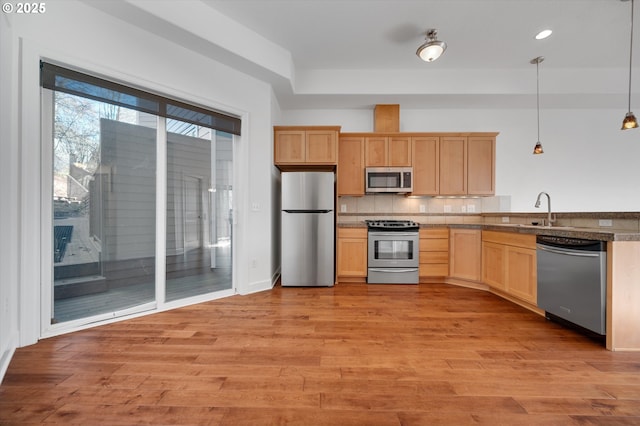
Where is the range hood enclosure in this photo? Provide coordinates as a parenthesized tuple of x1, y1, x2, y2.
(374, 104, 400, 132)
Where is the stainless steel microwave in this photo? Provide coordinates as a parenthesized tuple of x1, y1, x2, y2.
(365, 167, 413, 193)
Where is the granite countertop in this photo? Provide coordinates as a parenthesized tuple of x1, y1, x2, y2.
(464, 223, 639, 242)
(337, 221, 640, 241)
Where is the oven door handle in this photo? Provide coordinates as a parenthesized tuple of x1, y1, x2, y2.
(368, 268, 419, 273)
(368, 232, 418, 237)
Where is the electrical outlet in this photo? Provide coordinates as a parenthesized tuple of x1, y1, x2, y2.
(444, 205, 452, 213)
(419, 204, 426, 213)
(251, 202, 260, 211)
(467, 204, 476, 213)
(340, 204, 347, 213)
(461, 206, 467, 213)
(502, 216, 510, 223)
(599, 219, 613, 227)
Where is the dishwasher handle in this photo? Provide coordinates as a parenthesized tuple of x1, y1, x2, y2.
(537, 244, 603, 258)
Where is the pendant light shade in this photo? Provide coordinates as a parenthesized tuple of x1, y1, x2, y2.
(531, 56, 545, 155)
(622, 0, 639, 130)
(533, 141, 544, 154)
(622, 112, 639, 129)
(416, 29, 447, 62)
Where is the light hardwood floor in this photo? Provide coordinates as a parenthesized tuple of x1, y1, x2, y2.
(2, 283, 640, 425)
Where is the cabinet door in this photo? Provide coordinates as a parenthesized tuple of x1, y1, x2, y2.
(364, 137, 388, 167)
(306, 130, 337, 164)
(275, 130, 305, 164)
(412, 136, 439, 195)
(449, 228, 481, 281)
(482, 241, 506, 290)
(506, 246, 537, 304)
(468, 136, 495, 195)
(439, 137, 467, 195)
(388, 136, 412, 166)
(338, 137, 365, 196)
(337, 229, 368, 277)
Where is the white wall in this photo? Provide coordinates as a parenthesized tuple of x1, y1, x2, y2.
(0, 0, 277, 379)
(281, 107, 640, 212)
(0, 11, 20, 382)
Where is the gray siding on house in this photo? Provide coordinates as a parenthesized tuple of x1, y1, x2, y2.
(100, 119, 156, 261)
(100, 119, 229, 259)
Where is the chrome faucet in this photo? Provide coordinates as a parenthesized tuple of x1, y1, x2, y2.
(535, 191, 556, 227)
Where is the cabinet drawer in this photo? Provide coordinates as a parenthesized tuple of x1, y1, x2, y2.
(338, 227, 367, 239)
(482, 230, 535, 249)
(420, 251, 449, 264)
(420, 263, 449, 277)
(420, 238, 449, 252)
(419, 228, 449, 239)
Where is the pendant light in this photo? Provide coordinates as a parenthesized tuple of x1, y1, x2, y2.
(416, 29, 447, 62)
(622, 0, 639, 130)
(531, 56, 545, 154)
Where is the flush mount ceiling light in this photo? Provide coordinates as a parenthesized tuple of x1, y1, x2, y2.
(535, 29, 553, 40)
(531, 56, 545, 155)
(622, 0, 639, 130)
(416, 29, 447, 62)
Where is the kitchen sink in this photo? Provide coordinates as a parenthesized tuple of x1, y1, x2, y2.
(510, 224, 575, 230)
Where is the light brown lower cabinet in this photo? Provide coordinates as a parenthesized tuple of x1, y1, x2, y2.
(337, 228, 367, 279)
(419, 228, 449, 277)
(449, 228, 481, 281)
(337, 227, 537, 306)
(481, 231, 537, 304)
(481, 241, 506, 291)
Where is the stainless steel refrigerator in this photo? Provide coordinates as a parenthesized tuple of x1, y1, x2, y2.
(281, 171, 335, 287)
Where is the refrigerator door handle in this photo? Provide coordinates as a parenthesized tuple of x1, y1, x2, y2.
(283, 209, 332, 214)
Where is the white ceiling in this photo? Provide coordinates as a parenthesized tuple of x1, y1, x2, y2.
(94, 0, 637, 110)
(204, 0, 631, 71)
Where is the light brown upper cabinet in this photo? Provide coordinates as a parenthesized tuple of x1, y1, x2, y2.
(411, 136, 440, 196)
(274, 126, 340, 166)
(364, 136, 412, 167)
(439, 136, 467, 195)
(467, 136, 495, 196)
(439, 135, 496, 196)
(338, 136, 365, 196)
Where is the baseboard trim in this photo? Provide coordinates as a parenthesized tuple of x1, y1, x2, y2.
(0, 331, 19, 384)
(240, 279, 273, 295)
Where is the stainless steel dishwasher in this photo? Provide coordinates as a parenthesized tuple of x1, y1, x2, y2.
(536, 235, 607, 336)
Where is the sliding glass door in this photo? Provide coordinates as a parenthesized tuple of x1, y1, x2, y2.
(165, 123, 233, 302)
(43, 62, 239, 329)
(51, 93, 158, 323)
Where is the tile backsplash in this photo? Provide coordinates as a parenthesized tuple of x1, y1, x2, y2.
(336, 194, 640, 231)
(338, 195, 510, 215)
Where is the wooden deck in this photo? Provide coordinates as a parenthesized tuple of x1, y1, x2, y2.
(54, 245, 231, 323)
(2, 282, 640, 425)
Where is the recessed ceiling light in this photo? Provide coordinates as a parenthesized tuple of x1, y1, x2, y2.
(535, 29, 553, 40)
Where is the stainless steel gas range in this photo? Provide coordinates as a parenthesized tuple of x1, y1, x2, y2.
(365, 220, 420, 284)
